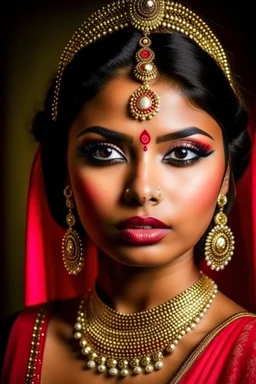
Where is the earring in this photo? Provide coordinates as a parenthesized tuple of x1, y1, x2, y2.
(205, 193, 235, 271)
(62, 185, 84, 275)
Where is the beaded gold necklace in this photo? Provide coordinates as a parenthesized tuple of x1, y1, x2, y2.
(74, 272, 217, 377)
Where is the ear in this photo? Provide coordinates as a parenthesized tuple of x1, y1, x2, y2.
(220, 166, 230, 196)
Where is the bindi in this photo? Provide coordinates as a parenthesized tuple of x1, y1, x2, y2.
(140, 130, 151, 151)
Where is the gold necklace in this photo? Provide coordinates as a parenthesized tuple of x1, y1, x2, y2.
(74, 272, 217, 377)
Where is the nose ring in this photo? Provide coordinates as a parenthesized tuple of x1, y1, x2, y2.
(157, 187, 161, 197)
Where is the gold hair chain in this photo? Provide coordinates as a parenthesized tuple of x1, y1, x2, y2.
(73, 272, 218, 377)
(52, 0, 232, 121)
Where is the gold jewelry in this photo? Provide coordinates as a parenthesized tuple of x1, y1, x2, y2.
(62, 186, 84, 275)
(52, 0, 233, 122)
(129, 34, 160, 120)
(157, 186, 161, 197)
(205, 193, 235, 271)
(73, 273, 217, 377)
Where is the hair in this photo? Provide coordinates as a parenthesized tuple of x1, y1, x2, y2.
(31, 27, 251, 261)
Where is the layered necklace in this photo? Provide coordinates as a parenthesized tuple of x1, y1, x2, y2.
(73, 272, 217, 378)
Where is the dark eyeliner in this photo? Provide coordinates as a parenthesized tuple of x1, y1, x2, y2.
(77, 141, 126, 165)
(163, 141, 214, 167)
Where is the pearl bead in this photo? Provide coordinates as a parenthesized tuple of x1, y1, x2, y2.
(138, 96, 152, 110)
(155, 361, 163, 370)
(145, 364, 154, 373)
(144, 63, 153, 72)
(87, 360, 96, 368)
(97, 364, 106, 372)
(107, 359, 117, 368)
(82, 346, 91, 355)
(75, 322, 82, 331)
(79, 339, 87, 347)
(74, 332, 82, 339)
(147, 0, 154, 7)
(216, 237, 226, 250)
(120, 368, 129, 376)
(134, 366, 142, 374)
(167, 343, 175, 352)
(109, 367, 118, 376)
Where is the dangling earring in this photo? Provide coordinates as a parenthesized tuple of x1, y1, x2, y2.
(62, 185, 84, 275)
(205, 193, 235, 271)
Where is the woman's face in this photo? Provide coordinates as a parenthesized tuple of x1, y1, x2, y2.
(67, 76, 227, 267)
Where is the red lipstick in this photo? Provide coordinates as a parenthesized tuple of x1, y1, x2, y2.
(118, 216, 170, 245)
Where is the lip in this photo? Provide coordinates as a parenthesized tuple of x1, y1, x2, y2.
(118, 216, 169, 230)
(118, 216, 170, 245)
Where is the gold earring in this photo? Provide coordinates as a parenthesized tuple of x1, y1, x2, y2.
(205, 193, 235, 271)
(62, 185, 84, 275)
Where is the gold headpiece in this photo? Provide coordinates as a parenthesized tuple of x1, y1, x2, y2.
(52, 0, 232, 122)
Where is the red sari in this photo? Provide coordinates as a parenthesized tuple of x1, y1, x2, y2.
(1, 304, 256, 384)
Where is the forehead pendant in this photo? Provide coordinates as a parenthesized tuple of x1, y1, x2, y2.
(129, 0, 164, 121)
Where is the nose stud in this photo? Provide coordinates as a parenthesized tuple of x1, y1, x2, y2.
(124, 187, 162, 201)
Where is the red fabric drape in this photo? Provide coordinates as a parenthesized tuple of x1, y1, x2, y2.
(25, 148, 98, 306)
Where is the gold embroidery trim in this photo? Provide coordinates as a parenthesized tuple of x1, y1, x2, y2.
(26, 305, 48, 384)
(169, 311, 256, 383)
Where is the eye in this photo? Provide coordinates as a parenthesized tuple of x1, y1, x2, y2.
(163, 142, 214, 166)
(77, 141, 127, 164)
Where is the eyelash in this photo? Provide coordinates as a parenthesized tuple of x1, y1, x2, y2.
(163, 141, 214, 166)
(77, 141, 127, 165)
(77, 140, 214, 166)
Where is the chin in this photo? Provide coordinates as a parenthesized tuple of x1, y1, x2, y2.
(102, 244, 176, 268)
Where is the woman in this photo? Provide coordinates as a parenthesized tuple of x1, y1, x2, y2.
(1, 0, 256, 383)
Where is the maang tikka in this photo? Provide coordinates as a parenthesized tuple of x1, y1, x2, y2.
(52, 1, 233, 122)
(62, 185, 84, 275)
(129, 0, 162, 120)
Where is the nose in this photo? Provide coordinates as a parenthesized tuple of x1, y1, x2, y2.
(122, 157, 162, 206)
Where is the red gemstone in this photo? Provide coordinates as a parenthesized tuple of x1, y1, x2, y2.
(140, 49, 151, 59)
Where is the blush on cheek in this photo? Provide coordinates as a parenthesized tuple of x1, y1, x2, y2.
(182, 171, 224, 218)
(196, 183, 225, 231)
(72, 178, 106, 214)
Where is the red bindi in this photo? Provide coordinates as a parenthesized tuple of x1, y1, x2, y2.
(140, 130, 151, 151)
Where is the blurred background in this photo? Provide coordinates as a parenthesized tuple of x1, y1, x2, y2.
(1, 0, 255, 320)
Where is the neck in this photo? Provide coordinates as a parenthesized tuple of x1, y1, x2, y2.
(96, 249, 201, 313)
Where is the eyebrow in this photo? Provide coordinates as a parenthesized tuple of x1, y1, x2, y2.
(156, 127, 214, 143)
(77, 125, 214, 143)
(77, 126, 133, 143)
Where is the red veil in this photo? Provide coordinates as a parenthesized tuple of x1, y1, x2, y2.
(24, 124, 256, 313)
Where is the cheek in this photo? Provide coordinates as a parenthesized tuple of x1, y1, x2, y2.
(69, 168, 118, 227)
(176, 167, 224, 237)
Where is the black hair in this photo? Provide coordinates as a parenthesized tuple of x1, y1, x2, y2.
(31, 28, 251, 261)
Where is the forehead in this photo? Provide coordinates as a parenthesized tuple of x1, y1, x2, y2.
(71, 76, 222, 140)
